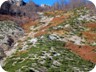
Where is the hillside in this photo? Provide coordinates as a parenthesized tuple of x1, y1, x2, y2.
(0, 7, 95, 72)
(0, 0, 96, 72)
(0, 20, 24, 60)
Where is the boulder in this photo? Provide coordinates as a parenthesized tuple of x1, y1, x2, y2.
(7, 35, 14, 47)
(0, 1, 11, 14)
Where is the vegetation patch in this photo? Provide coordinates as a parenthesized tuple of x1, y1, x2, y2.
(3, 35, 95, 72)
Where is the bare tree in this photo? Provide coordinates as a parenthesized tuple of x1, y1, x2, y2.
(52, 0, 65, 10)
(70, 0, 86, 9)
(59, 0, 65, 10)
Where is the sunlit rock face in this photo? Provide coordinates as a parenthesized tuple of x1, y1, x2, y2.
(9, 0, 23, 6)
(0, 0, 24, 7)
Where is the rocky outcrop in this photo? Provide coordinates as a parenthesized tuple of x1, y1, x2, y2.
(0, 0, 26, 15)
(0, 0, 40, 19)
(0, 20, 24, 63)
(0, 1, 11, 14)
(0, 20, 24, 52)
(9, 0, 26, 6)
(7, 35, 14, 47)
(0, 47, 6, 60)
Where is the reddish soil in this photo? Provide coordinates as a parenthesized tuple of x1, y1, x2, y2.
(51, 30, 65, 35)
(16, 50, 28, 56)
(0, 14, 32, 25)
(34, 22, 96, 64)
(0, 14, 12, 21)
(85, 23, 96, 28)
(21, 21, 38, 33)
(65, 42, 96, 63)
(34, 30, 48, 37)
(40, 15, 69, 31)
(82, 31, 96, 41)
(82, 23, 96, 41)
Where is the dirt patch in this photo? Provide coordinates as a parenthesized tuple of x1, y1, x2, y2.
(85, 23, 96, 29)
(51, 29, 66, 36)
(82, 31, 96, 41)
(34, 16, 69, 37)
(34, 30, 48, 37)
(65, 42, 96, 63)
(21, 21, 38, 33)
(40, 15, 69, 30)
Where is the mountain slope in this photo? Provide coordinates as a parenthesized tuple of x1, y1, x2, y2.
(2, 7, 96, 72)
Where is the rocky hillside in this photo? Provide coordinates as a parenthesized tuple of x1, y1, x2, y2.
(1, 7, 96, 72)
(0, 0, 42, 21)
(0, 20, 24, 60)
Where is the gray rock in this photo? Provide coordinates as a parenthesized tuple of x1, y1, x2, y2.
(7, 35, 14, 47)
(0, 47, 6, 60)
(0, 21, 24, 50)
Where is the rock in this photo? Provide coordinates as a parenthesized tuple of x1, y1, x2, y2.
(0, 21, 24, 51)
(1, 44, 9, 51)
(0, 47, 6, 60)
(0, 1, 11, 14)
(28, 38, 38, 45)
(53, 60, 61, 66)
(48, 35, 57, 40)
(39, 67, 47, 72)
(68, 35, 83, 45)
(7, 35, 14, 47)
(48, 34, 60, 40)
(9, 0, 26, 6)
(0, 0, 26, 15)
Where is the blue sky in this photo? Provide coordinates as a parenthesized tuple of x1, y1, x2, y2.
(24, 0, 70, 6)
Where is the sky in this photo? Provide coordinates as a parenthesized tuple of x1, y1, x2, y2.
(24, 0, 96, 7)
(0, 0, 95, 7)
(24, 0, 70, 6)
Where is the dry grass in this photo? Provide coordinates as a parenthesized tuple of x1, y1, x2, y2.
(0, 14, 13, 21)
(16, 50, 28, 56)
(21, 21, 39, 33)
(44, 10, 73, 17)
(51, 29, 66, 36)
(44, 10, 65, 17)
(34, 30, 47, 37)
(34, 15, 69, 37)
